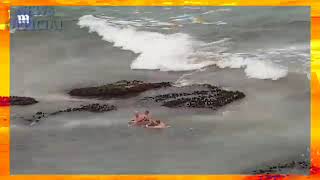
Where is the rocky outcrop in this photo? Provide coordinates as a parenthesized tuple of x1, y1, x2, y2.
(50, 103, 117, 115)
(141, 84, 245, 109)
(68, 80, 172, 98)
(27, 103, 117, 123)
(68, 80, 245, 110)
(251, 160, 310, 174)
(0, 96, 38, 106)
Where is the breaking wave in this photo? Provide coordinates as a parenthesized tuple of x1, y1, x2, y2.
(78, 15, 289, 80)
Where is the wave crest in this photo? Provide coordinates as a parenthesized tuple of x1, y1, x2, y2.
(78, 15, 288, 80)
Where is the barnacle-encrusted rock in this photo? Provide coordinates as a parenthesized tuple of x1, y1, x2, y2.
(141, 84, 245, 109)
(27, 103, 117, 123)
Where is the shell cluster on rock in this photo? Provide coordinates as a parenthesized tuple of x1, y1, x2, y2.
(51, 103, 117, 114)
(141, 84, 245, 109)
(28, 103, 117, 123)
(31, 111, 47, 122)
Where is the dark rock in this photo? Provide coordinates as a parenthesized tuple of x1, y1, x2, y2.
(68, 80, 172, 98)
(141, 84, 245, 110)
(27, 103, 117, 124)
(49, 103, 117, 116)
(32, 111, 49, 121)
(251, 160, 310, 174)
(0, 96, 38, 106)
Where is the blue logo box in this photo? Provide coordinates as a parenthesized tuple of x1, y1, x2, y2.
(11, 6, 63, 31)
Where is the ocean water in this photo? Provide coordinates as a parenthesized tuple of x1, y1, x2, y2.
(10, 7, 310, 174)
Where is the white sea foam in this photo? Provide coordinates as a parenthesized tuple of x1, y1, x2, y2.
(78, 15, 212, 71)
(97, 16, 174, 28)
(182, 7, 202, 10)
(202, 21, 227, 25)
(202, 8, 231, 15)
(78, 15, 289, 80)
(169, 14, 194, 22)
(215, 55, 288, 80)
(255, 45, 309, 78)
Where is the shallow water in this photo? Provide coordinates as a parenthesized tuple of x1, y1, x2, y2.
(11, 70, 310, 174)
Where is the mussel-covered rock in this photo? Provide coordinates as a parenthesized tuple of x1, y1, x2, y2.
(54, 103, 117, 114)
(28, 103, 117, 124)
(141, 84, 245, 110)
